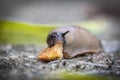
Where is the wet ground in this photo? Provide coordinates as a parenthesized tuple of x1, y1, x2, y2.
(0, 40, 120, 80)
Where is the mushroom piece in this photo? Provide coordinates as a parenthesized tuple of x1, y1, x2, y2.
(38, 41, 63, 62)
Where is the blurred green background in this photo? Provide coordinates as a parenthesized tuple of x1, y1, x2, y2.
(0, 20, 104, 45)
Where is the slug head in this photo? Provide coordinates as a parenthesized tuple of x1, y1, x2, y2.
(47, 31, 69, 47)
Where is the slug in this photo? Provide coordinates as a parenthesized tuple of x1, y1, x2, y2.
(38, 25, 102, 62)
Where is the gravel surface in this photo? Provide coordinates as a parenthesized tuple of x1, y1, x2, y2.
(0, 43, 120, 80)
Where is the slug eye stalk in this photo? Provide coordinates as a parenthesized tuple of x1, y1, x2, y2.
(62, 31, 70, 37)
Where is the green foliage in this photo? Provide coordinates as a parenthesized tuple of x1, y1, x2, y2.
(0, 20, 56, 45)
(0, 20, 103, 45)
(59, 71, 113, 80)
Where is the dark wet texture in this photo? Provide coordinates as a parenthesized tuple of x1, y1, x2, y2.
(0, 42, 120, 80)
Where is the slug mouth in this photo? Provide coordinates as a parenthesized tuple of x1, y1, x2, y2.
(39, 31, 70, 62)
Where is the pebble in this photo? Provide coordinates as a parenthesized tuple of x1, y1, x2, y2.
(0, 49, 8, 57)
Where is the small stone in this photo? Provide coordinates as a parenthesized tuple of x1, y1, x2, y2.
(63, 61, 66, 66)
(0, 49, 8, 57)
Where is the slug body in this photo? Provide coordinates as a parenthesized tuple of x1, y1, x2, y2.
(47, 25, 101, 58)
